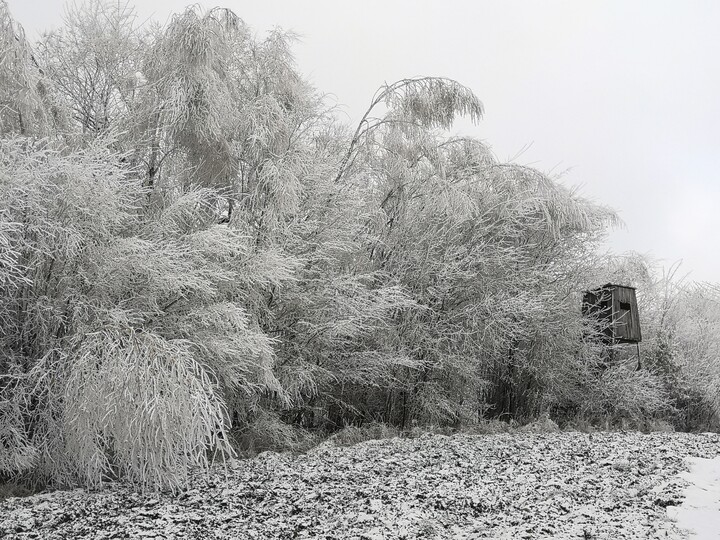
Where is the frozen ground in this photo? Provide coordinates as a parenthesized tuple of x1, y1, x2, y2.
(1, 431, 719, 539)
(668, 454, 720, 539)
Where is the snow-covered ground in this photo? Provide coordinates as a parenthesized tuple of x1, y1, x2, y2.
(1, 431, 719, 539)
(667, 454, 720, 539)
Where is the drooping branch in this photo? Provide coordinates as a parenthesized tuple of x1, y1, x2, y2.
(334, 77, 484, 184)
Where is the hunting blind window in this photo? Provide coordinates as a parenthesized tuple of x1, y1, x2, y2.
(582, 284, 642, 344)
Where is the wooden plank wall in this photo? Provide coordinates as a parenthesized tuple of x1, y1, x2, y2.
(612, 286, 642, 343)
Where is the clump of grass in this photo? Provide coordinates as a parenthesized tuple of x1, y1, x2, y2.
(0, 479, 35, 500)
(466, 419, 519, 435)
(560, 417, 598, 433)
(642, 418, 675, 433)
(231, 411, 319, 457)
(519, 412, 561, 433)
(329, 422, 402, 447)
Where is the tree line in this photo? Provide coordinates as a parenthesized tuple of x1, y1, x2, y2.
(1, 1, 718, 490)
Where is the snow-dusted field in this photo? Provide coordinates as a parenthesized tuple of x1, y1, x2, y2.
(1, 431, 719, 539)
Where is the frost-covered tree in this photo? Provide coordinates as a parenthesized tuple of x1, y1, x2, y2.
(0, 135, 299, 489)
(2, 0, 697, 492)
(0, 1, 66, 135)
(0, 2, 300, 489)
(37, 0, 143, 135)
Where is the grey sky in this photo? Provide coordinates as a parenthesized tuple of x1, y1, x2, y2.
(10, 0, 720, 283)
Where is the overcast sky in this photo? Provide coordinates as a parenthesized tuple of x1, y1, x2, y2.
(9, 0, 720, 283)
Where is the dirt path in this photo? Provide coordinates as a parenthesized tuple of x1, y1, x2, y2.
(668, 456, 720, 539)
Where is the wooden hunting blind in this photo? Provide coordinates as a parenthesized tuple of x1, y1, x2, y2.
(582, 284, 642, 343)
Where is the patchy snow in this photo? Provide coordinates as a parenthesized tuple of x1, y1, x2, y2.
(667, 456, 720, 539)
(1, 431, 719, 539)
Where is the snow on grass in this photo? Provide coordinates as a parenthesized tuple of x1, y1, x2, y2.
(1, 431, 719, 539)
